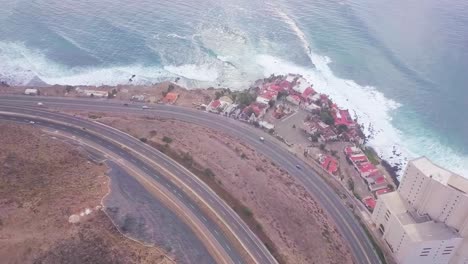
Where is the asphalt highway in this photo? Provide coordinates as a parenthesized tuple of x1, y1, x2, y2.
(0, 106, 276, 264)
(0, 95, 381, 264)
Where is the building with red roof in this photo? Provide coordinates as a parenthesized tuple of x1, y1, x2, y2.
(207, 100, 221, 112)
(268, 84, 283, 92)
(301, 87, 316, 100)
(163, 92, 179, 104)
(286, 94, 301, 105)
(320, 155, 339, 175)
(350, 155, 368, 164)
(375, 188, 392, 196)
(357, 162, 378, 177)
(333, 108, 354, 127)
(278, 80, 291, 90)
(362, 196, 377, 211)
(243, 102, 267, 118)
(256, 89, 278, 105)
(344, 146, 361, 156)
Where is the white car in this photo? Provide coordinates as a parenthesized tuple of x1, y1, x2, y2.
(259, 137, 265, 141)
(141, 105, 149, 109)
(37, 102, 43, 106)
(29, 121, 35, 124)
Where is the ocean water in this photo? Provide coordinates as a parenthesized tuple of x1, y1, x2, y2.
(0, 0, 467, 178)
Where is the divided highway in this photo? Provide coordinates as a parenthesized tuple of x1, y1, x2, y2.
(0, 95, 381, 264)
(0, 105, 276, 264)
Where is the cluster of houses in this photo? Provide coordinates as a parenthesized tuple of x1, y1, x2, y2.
(344, 146, 393, 211)
(302, 96, 364, 144)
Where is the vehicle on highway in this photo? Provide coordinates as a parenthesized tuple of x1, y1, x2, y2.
(295, 164, 302, 170)
(29, 121, 35, 124)
(123, 103, 129, 106)
(37, 102, 43, 106)
(259, 136, 265, 142)
(141, 105, 149, 109)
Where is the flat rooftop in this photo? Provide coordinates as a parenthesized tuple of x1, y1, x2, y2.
(379, 191, 408, 214)
(411, 157, 468, 193)
(405, 221, 461, 242)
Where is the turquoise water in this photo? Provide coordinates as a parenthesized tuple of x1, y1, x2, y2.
(0, 0, 467, 177)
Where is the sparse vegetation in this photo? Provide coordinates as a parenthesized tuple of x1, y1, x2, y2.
(204, 168, 215, 178)
(88, 114, 101, 119)
(107, 88, 118, 99)
(162, 136, 173, 144)
(364, 147, 379, 165)
(241, 206, 253, 217)
(347, 179, 355, 192)
(320, 109, 334, 125)
(139, 137, 147, 143)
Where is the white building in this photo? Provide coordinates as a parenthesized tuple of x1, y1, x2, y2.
(24, 88, 38, 95)
(372, 157, 468, 264)
(83, 90, 108, 97)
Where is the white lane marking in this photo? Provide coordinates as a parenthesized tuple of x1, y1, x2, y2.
(226, 243, 232, 252)
(202, 216, 208, 222)
(143, 167, 149, 172)
(177, 193, 183, 198)
(165, 183, 171, 188)
(190, 204, 195, 209)
(155, 175, 160, 179)
(119, 151, 125, 155)
(221, 210, 227, 216)
(130, 158, 137, 163)
(214, 230, 219, 236)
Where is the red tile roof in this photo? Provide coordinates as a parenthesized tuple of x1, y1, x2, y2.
(357, 162, 377, 174)
(163, 92, 179, 104)
(350, 155, 368, 163)
(375, 176, 386, 185)
(375, 188, 392, 196)
(334, 109, 354, 127)
(301, 87, 315, 99)
(268, 84, 282, 92)
(279, 80, 291, 90)
(259, 90, 278, 100)
(321, 155, 339, 174)
(210, 100, 221, 108)
(362, 197, 376, 210)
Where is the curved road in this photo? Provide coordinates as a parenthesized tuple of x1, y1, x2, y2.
(0, 95, 381, 264)
(0, 105, 276, 264)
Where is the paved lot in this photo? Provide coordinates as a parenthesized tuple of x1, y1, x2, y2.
(274, 109, 310, 145)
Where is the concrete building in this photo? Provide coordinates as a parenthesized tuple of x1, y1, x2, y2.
(372, 157, 468, 264)
(83, 90, 108, 97)
(24, 88, 38, 95)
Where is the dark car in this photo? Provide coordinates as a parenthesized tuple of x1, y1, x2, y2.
(295, 165, 302, 170)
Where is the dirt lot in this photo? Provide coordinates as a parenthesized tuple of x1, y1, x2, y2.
(0, 122, 170, 264)
(82, 112, 354, 264)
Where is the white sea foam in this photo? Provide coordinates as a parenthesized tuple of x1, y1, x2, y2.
(0, 42, 218, 87)
(163, 63, 219, 82)
(267, 9, 468, 178)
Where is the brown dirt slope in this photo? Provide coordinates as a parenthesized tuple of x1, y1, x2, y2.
(98, 114, 353, 264)
(0, 122, 170, 264)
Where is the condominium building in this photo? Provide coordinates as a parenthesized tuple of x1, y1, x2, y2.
(372, 157, 468, 264)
